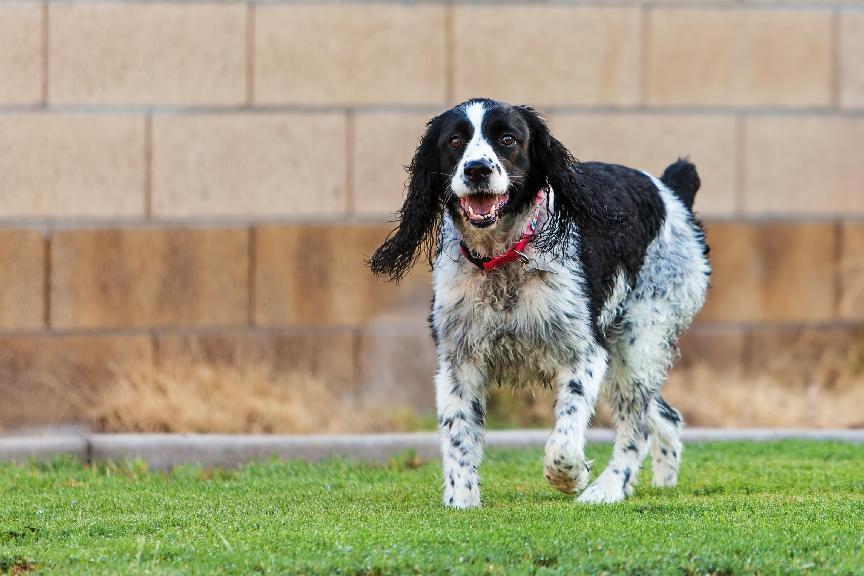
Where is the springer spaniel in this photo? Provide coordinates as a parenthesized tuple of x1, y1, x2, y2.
(370, 99, 710, 507)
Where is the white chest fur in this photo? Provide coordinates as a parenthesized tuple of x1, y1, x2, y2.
(431, 232, 594, 388)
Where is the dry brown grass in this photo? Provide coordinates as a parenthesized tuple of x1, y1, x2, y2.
(18, 333, 864, 433)
(489, 335, 864, 430)
(70, 359, 417, 434)
(667, 336, 864, 428)
(665, 366, 864, 428)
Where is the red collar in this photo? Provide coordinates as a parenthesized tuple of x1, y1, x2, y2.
(460, 189, 545, 271)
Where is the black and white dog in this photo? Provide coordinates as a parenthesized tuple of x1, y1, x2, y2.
(370, 99, 710, 507)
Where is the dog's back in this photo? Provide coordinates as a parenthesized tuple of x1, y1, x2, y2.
(562, 160, 707, 340)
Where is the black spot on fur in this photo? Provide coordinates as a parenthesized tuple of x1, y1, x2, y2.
(696, 216, 710, 260)
(622, 468, 631, 488)
(625, 442, 638, 453)
(470, 398, 486, 427)
(568, 380, 584, 396)
(428, 300, 439, 347)
(657, 396, 682, 425)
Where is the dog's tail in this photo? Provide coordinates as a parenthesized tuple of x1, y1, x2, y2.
(660, 158, 700, 211)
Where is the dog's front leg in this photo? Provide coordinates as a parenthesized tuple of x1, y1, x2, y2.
(544, 347, 608, 494)
(436, 362, 486, 508)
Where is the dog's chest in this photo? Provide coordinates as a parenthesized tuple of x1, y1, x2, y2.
(433, 262, 590, 387)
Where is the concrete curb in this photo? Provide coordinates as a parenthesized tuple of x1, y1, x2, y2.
(0, 435, 89, 464)
(1, 428, 861, 469)
(86, 430, 618, 469)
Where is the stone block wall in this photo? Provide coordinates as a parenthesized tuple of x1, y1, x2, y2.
(0, 0, 861, 429)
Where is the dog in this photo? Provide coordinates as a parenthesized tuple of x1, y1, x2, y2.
(369, 98, 710, 507)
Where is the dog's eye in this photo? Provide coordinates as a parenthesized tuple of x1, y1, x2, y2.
(500, 134, 516, 146)
(448, 136, 464, 149)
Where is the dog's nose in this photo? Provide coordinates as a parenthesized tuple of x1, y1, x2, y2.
(463, 159, 494, 183)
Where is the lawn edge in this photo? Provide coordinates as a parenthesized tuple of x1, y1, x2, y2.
(1, 428, 863, 469)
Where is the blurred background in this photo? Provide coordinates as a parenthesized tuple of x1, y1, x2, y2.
(0, 0, 861, 434)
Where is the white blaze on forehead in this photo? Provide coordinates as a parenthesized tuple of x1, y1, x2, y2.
(465, 101, 486, 136)
(451, 101, 510, 197)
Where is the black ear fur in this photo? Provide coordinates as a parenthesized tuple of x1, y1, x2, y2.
(368, 115, 445, 282)
(518, 106, 613, 256)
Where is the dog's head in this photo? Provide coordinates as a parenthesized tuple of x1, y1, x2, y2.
(369, 98, 593, 281)
(442, 100, 534, 229)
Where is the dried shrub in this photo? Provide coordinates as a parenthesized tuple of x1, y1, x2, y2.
(75, 358, 414, 434)
(12, 332, 864, 433)
(666, 336, 864, 429)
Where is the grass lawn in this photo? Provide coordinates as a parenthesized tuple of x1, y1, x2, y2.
(1, 441, 863, 575)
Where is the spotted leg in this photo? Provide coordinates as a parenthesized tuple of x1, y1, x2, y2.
(544, 348, 608, 494)
(648, 395, 683, 487)
(579, 383, 652, 504)
(579, 301, 679, 504)
(436, 363, 486, 509)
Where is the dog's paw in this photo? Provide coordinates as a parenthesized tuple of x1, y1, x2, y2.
(444, 490, 481, 509)
(543, 434, 590, 494)
(652, 444, 681, 487)
(652, 466, 679, 488)
(443, 477, 481, 509)
(545, 465, 589, 494)
(577, 471, 626, 504)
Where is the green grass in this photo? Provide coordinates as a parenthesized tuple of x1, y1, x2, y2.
(1, 441, 863, 575)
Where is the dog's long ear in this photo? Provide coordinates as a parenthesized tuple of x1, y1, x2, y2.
(518, 106, 607, 255)
(369, 115, 444, 282)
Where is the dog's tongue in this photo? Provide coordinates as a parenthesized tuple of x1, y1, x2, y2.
(461, 194, 497, 216)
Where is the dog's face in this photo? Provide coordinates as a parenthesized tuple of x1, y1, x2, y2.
(437, 100, 534, 229)
(370, 98, 585, 281)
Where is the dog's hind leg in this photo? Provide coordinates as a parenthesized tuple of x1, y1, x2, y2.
(579, 310, 678, 504)
(544, 345, 608, 494)
(647, 395, 683, 487)
(436, 362, 487, 508)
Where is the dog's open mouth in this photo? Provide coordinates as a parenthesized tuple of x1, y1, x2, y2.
(459, 193, 509, 228)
